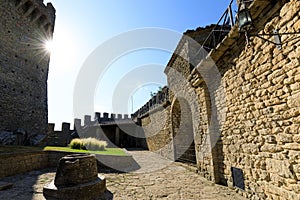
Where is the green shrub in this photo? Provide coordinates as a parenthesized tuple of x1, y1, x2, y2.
(69, 138, 82, 150)
(69, 138, 107, 151)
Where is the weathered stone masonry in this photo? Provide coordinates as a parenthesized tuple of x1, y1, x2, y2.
(135, 0, 300, 199)
(210, 1, 300, 199)
(0, 0, 55, 134)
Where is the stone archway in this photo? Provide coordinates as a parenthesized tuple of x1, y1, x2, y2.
(171, 97, 196, 164)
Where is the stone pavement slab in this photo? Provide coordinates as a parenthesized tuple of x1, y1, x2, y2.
(0, 150, 248, 200)
(105, 162, 247, 200)
(125, 150, 173, 173)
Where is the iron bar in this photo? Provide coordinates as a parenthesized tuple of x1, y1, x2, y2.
(195, 0, 236, 58)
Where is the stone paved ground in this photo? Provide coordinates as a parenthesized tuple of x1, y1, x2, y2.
(0, 150, 247, 200)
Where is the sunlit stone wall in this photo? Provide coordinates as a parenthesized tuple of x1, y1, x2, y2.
(196, 0, 300, 199)
(0, 0, 55, 134)
(137, 0, 300, 199)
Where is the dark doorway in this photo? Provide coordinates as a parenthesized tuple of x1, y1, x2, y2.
(171, 98, 196, 164)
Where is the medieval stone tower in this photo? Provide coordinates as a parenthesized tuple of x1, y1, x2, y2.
(0, 0, 55, 134)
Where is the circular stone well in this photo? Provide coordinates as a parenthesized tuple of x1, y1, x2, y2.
(43, 154, 106, 200)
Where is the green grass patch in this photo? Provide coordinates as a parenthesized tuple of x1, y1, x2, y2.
(43, 146, 127, 156)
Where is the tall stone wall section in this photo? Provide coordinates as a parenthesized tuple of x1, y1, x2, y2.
(137, 26, 227, 181)
(209, 1, 300, 199)
(135, 0, 300, 199)
(141, 105, 173, 159)
(165, 27, 224, 181)
(0, 0, 55, 134)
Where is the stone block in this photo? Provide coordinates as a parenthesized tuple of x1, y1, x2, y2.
(44, 154, 106, 200)
(74, 119, 81, 127)
(84, 115, 91, 125)
(283, 143, 300, 150)
(62, 123, 70, 132)
(261, 144, 283, 153)
(95, 112, 100, 120)
(292, 184, 300, 194)
(103, 113, 109, 119)
(287, 93, 300, 108)
(110, 113, 116, 119)
(266, 159, 294, 178)
(276, 134, 293, 143)
(293, 135, 300, 143)
(292, 164, 300, 174)
(288, 191, 300, 200)
(266, 135, 276, 144)
(273, 103, 288, 113)
(291, 83, 300, 91)
(295, 74, 300, 82)
(289, 150, 300, 161)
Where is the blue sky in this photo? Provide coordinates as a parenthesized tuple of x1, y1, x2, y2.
(45, 0, 236, 129)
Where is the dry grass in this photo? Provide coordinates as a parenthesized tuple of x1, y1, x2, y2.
(69, 137, 107, 151)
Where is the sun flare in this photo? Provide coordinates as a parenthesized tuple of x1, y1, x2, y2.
(45, 39, 54, 53)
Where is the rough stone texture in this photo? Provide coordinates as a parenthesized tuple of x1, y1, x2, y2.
(0, 0, 55, 135)
(210, 1, 300, 199)
(136, 26, 227, 165)
(0, 129, 47, 146)
(44, 177, 106, 200)
(140, 26, 222, 182)
(43, 154, 106, 200)
(135, 0, 300, 199)
(0, 151, 247, 200)
(0, 148, 139, 180)
(141, 105, 174, 160)
(106, 163, 247, 200)
(54, 154, 98, 186)
(0, 150, 48, 179)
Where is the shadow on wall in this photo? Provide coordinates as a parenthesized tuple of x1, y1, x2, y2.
(47, 113, 149, 150)
(171, 97, 197, 164)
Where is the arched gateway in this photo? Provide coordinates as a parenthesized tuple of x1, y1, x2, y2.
(171, 97, 196, 164)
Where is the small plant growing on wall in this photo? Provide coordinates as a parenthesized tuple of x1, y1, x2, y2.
(150, 86, 163, 97)
(69, 138, 107, 151)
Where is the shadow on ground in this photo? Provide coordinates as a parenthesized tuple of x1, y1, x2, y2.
(0, 167, 116, 200)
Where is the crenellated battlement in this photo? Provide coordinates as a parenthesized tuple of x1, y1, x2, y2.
(132, 86, 170, 118)
(75, 112, 132, 127)
(47, 112, 136, 147)
(14, 0, 56, 34)
(48, 113, 132, 133)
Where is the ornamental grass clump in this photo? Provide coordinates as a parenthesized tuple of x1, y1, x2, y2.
(69, 138, 107, 151)
(69, 138, 84, 150)
(82, 137, 107, 151)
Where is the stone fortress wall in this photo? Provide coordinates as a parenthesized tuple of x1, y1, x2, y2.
(134, 0, 300, 199)
(0, 0, 55, 135)
(47, 112, 148, 149)
(0, 0, 299, 199)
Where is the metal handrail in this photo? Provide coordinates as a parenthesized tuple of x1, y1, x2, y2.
(200, 0, 236, 53)
(132, 1, 238, 118)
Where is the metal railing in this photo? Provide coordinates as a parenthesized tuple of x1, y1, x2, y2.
(132, 1, 239, 118)
(201, 0, 236, 52)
